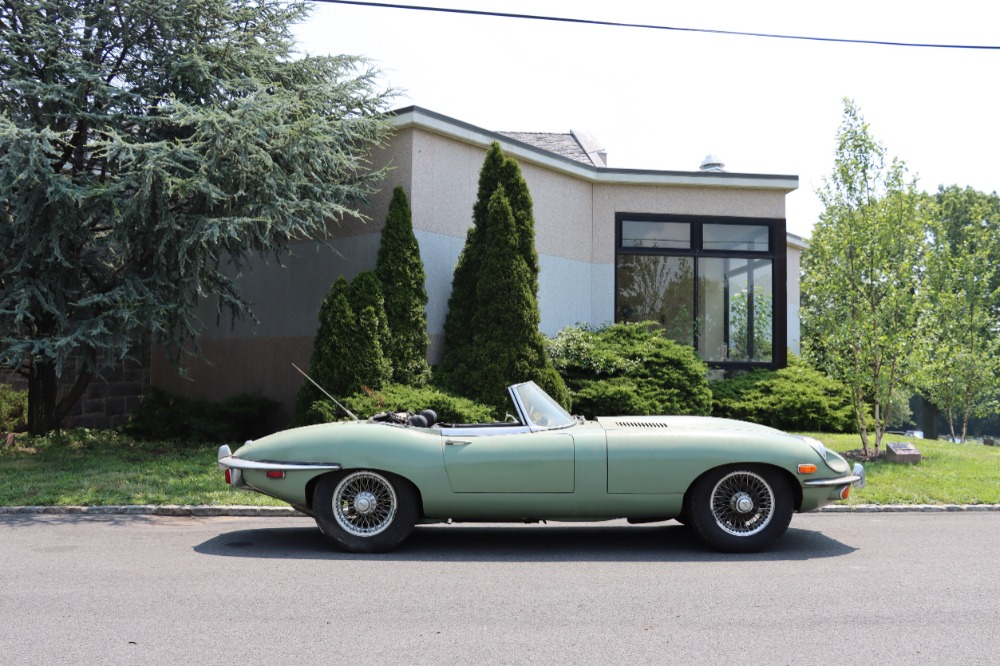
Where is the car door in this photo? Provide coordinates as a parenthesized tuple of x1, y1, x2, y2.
(441, 429, 575, 493)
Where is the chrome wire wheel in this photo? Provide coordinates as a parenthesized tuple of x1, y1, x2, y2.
(332, 471, 398, 538)
(709, 470, 775, 537)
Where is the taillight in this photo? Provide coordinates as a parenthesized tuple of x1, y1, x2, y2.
(224, 468, 232, 485)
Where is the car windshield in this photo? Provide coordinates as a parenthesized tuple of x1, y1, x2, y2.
(511, 382, 575, 429)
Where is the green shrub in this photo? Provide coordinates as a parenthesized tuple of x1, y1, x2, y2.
(125, 388, 281, 443)
(307, 383, 495, 424)
(548, 322, 711, 418)
(711, 355, 856, 432)
(1, 384, 28, 432)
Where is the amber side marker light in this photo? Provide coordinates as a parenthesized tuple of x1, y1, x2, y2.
(797, 464, 818, 474)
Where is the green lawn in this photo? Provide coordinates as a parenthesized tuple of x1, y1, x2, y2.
(0, 430, 283, 507)
(804, 432, 1000, 505)
(1, 428, 999, 507)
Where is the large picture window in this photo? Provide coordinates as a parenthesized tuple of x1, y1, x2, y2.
(615, 214, 786, 368)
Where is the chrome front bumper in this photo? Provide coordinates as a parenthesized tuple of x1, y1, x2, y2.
(802, 463, 866, 489)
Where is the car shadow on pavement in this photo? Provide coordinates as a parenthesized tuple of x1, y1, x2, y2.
(193, 521, 858, 562)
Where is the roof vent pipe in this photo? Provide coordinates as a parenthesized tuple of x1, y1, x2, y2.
(699, 155, 726, 172)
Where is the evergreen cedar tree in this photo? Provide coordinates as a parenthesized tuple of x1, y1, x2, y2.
(375, 187, 431, 386)
(0, 0, 393, 434)
(438, 143, 569, 414)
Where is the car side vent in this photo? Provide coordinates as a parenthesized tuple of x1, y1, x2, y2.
(615, 420, 669, 429)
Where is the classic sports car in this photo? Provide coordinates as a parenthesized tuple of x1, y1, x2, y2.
(217, 381, 864, 553)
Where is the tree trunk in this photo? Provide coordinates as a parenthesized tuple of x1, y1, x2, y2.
(27, 360, 60, 435)
(26, 359, 93, 435)
(853, 388, 870, 457)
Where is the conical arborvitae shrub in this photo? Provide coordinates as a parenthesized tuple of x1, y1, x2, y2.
(348, 270, 392, 391)
(294, 274, 391, 424)
(375, 187, 431, 385)
(453, 186, 569, 415)
(437, 141, 568, 412)
(294, 277, 357, 424)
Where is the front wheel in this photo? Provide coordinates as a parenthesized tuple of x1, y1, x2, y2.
(687, 465, 793, 553)
(313, 470, 419, 553)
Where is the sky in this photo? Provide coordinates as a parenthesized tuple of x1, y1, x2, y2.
(292, 0, 1000, 238)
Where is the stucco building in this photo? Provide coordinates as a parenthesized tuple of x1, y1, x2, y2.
(153, 106, 803, 420)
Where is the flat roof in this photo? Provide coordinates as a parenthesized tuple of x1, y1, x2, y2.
(391, 106, 798, 193)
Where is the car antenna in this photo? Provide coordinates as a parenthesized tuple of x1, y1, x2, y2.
(292, 363, 358, 421)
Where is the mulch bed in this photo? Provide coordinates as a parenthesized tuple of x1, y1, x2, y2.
(841, 448, 885, 462)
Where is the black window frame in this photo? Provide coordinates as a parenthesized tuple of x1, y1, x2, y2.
(614, 212, 788, 370)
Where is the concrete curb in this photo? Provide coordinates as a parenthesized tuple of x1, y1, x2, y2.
(1, 504, 1000, 516)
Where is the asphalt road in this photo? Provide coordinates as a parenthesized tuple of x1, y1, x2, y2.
(2, 512, 998, 665)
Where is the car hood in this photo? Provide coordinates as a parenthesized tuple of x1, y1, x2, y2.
(595, 415, 785, 435)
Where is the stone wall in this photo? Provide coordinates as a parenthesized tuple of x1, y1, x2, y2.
(0, 341, 150, 431)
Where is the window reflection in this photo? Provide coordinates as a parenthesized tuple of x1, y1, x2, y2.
(699, 258, 773, 362)
(621, 221, 690, 250)
(614, 215, 778, 365)
(615, 255, 695, 346)
(703, 224, 769, 252)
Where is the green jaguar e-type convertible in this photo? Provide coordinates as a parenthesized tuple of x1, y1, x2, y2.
(217, 381, 864, 554)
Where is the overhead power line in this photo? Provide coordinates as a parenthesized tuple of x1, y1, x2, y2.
(312, 0, 1000, 50)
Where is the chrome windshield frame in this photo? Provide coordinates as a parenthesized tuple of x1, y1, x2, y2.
(507, 381, 576, 431)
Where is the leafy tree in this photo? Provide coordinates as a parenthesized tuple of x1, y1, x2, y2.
(917, 186, 1000, 441)
(547, 322, 712, 419)
(801, 99, 922, 456)
(0, 0, 393, 434)
(375, 187, 430, 385)
(437, 143, 567, 411)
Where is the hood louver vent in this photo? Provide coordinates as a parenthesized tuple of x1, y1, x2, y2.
(615, 420, 670, 429)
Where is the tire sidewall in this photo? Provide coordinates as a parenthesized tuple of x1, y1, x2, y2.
(313, 470, 419, 553)
(688, 464, 793, 553)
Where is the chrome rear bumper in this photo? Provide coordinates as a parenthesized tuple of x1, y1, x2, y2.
(216, 445, 342, 472)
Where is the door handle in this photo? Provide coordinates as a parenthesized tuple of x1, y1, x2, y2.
(445, 439, 471, 446)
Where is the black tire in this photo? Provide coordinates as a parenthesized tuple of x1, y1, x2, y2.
(313, 470, 419, 553)
(687, 465, 793, 553)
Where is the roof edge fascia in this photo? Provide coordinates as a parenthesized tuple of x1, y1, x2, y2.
(786, 231, 809, 250)
(390, 106, 798, 192)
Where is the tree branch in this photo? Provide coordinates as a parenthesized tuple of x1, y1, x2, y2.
(54, 367, 93, 423)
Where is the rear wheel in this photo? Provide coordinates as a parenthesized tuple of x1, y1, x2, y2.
(313, 470, 419, 553)
(687, 465, 793, 553)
